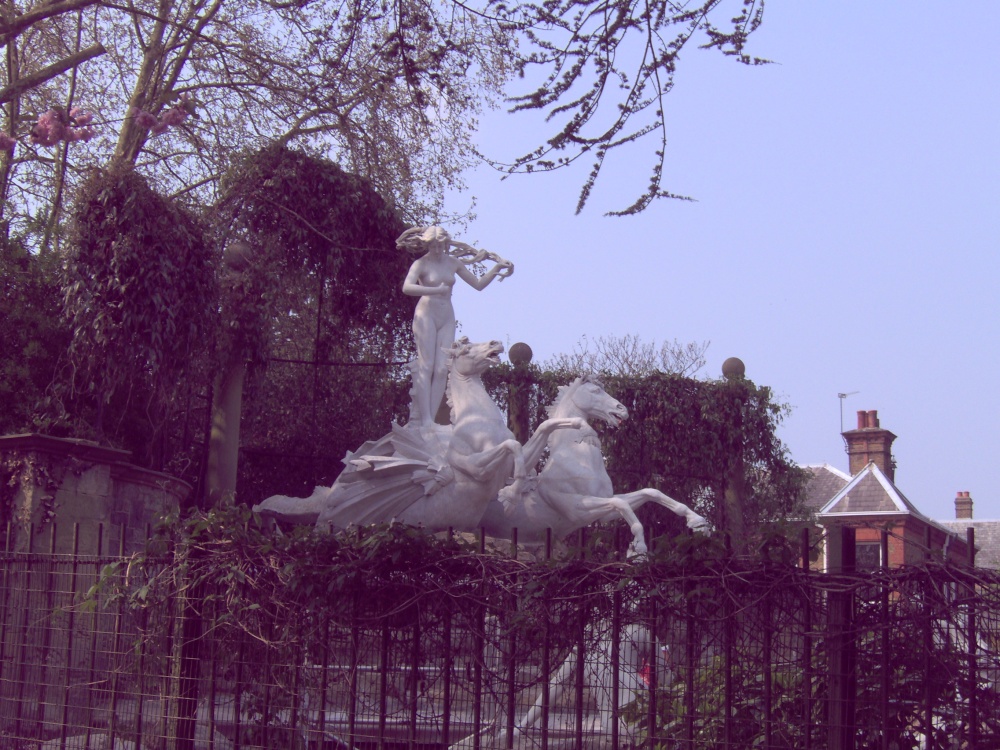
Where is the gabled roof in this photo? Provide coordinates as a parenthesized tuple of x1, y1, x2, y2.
(817, 462, 919, 517)
(800, 464, 851, 512)
(818, 462, 968, 541)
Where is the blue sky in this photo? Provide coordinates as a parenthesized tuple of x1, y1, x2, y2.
(442, 2, 1000, 522)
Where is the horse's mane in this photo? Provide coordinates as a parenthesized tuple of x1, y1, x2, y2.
(546, 373, 601, 418)
(444, 337, 472, 418)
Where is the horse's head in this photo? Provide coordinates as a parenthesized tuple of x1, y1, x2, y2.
(446, 337, 504, 377)
(558, 374, 629, 427)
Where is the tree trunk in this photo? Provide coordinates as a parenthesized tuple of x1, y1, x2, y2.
(111, 0, 173, 166)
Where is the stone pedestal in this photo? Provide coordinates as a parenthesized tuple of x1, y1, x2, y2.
(0, 433, 190, 555)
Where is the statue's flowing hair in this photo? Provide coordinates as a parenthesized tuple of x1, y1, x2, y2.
(396, 225, 450, 253)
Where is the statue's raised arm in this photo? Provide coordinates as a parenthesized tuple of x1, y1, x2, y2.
(398, 226, 514, 427)
(448, 241, 514, 283)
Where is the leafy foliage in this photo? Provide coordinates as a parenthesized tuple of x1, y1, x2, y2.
(217, 146, 416, 501)
(60, 166, 216, 462)
(0, 248, 69, 434)
(218, 145, 412, 349)
(107, 503, 719, 633)
(598, 372, 803, 526)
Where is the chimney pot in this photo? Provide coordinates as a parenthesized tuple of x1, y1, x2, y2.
(955, 491, 974, 520)
(844, 408, 896, 480)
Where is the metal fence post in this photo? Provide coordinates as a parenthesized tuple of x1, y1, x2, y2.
(473, 529, 486, 750)
(646, 603, 658, 750)
(505, 529, 518, 749)
(541, 527, 552, 750)
(880, 530, 890, 750)
(58, 525, 82, 748)
(966, 527, 977, 748)
(610, 527, 622, 750)
(378, 618, 390, 750)
(442, 594, 453, 748)
(763, 572, 773, 750)
(408, 615, 420, 749)
(574, 528, 586, 750)
(684, 565, 695, 747)
(827, 525, 857, 750)
(801, 526, 813, 750)
(175, 572, 203, 750)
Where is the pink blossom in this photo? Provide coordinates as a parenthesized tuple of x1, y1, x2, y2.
(132, 109, 160, 129)
(31, 110, 65, 146)
(132, 93, 195, 136)
(0, 133, 16, 154)
(30, 108, 97, 146)
(161, 107, 188, 127)
(66, 126, 95, 142)
(69, 108, 93, 126)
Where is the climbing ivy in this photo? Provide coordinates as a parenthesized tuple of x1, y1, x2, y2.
(216, 144, 412, 352)
(218, 146, 416, 502)
(0, 448, 81, 538)
(0, 249, 69, 435)
(95, 503, 727, 638)
(60, 166, 216, 464)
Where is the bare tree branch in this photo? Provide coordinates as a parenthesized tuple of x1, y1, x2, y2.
(0, 0, 102, 46)
(0, 43, 106, 104)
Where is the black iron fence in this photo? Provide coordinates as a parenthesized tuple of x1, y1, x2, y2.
(2, 521, 1000, 750)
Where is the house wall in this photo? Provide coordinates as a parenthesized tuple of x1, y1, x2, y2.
(849, 519, 970, 569)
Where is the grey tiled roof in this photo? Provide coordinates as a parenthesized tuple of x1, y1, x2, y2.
(938, 520, 1000, 570)
(818, 463, 919, 517)
(819, 463, 970, 543)
(800, 464, 850, 511)
(823, 471, 902, 514)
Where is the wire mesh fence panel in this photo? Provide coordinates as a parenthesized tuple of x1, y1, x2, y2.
(0, 524, 149, 749)
(5, 529, 1000, 750)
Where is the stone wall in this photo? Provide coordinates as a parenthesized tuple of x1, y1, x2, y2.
(0, 433, 191, 555)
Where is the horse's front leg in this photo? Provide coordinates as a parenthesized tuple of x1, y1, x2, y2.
(568, 495, 650, 557)
(449, 439, 525, 482)
(520, 417, 586, 468)
(619, 489, 711, 532)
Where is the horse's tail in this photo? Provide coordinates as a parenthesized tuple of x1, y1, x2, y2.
(252, 487, 328, 525)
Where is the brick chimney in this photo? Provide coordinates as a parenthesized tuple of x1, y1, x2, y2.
(955, 491, 973, 520)
(842, 409, 897, 480)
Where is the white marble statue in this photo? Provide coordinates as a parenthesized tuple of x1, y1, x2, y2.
(253, 223, 709, 550)
(253, 339, 581, 531)
(511, 623, 668, 747)
(479, 375, 709, 556)
(399, 226, 513, 427)
(449, 621, 669, 749)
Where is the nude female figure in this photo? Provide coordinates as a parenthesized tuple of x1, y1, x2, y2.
(399, 226, 513, 427)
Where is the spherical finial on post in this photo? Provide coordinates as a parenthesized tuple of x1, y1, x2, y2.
(509, 342, 533, 367)
(222, 241, 255, 277)
(721, 357, 745, 381)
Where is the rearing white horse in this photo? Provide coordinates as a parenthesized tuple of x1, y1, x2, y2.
(480, 375, 709, 555)
(255, 339, 582, 532)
